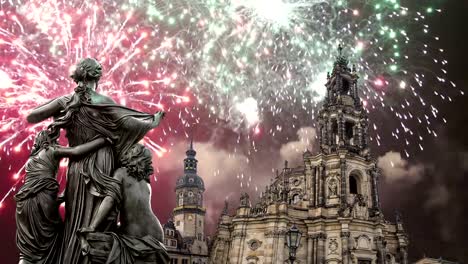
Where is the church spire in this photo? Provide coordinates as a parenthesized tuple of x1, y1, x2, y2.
(184, 137, 197, 173)
(318, 44, 369, 156)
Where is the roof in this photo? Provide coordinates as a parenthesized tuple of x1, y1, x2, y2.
(175, 172, 205, 190)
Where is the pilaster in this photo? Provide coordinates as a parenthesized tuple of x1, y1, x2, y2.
(340, 158, 347, 205)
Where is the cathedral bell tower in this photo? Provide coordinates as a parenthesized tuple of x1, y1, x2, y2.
(209, 45, 409, 264)
(318, 44, 370, 157)
(316, 44, 381, 217)
(173, 139, 206, 241)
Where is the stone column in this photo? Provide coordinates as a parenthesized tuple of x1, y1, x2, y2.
(375, 236, 387, 264)
(307, 235, 314, 264)
(315, 165, 320, 207)
(311, 166, 317, 207)
(362, 121, 369, 147)
(229, 231, 245, 264)
(324, 119, 329, 146)
(357, 123, 363, 149)
(341, 231, 350, 264)
(354, 82, 359, 105)
(318, 162, 325, 206)
(370, 168, 381, 210)
(276, 231, 286, 264)
(340, 159, 347, 205)
(338, 114, 345, 146)
(318, 122, 324, 147)
(317, 233, 327, 264)
(321, 163, 326, 206)
(400, 246, 408, 264)
(222, 239, 231, 263)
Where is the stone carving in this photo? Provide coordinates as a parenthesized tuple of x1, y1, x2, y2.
(246, 255, 259, 262)
(247, 239, 262, 251)
(264, 228, 288, 238)
(328, 178, 338, 197)
(339, 194, 368, 219)
(240, 192, 251, 208)
(251, 201, 267, 216)
(352, 194, 369, 220)
(232, 231, 247, 238)
(340, 231, 351, 238)
(222, 200, 229, 215)
(355, 235, 372, 249)
(309, 232, 328, 240)
(20, 58, 168, 264)
(328, 238, 339, 254)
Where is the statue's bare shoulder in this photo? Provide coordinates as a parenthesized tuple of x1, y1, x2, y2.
(90, 91, 116, 105)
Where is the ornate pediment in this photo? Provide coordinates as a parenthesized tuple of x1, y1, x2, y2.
(354, 234, 372, 250)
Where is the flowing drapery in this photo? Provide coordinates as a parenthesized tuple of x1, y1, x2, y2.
(56, 94, 155, 264)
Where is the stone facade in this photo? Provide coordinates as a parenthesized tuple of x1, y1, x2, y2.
(414, 258, 459, 264)
(209, 46, 409, 264)
(164, 140, 209, 264)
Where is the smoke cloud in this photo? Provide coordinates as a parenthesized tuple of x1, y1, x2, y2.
(279, 127, 316, 166)
(377, 151, 425, 183)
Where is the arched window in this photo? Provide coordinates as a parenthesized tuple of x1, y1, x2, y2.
(178, 193, 184, 206)
(331, 120, 338, 144)
(345, 121, 354, 144)
(292, 194, 300, 204)
(349, 174, 359, 194)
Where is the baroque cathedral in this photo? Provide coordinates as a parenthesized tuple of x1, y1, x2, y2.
(209, 46, 409, 264)
(163, 140, 209, 264)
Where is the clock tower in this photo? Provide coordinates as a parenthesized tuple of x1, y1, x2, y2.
(173, 139, 208, 255)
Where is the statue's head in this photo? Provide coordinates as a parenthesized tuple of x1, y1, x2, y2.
(120, 144, 153, 183)
(30, 130, 56, 156)
(70, 58, 102, 85)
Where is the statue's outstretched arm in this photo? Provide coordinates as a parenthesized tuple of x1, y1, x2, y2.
(53, 137, 111, 158)
(26, 98, 64, 123)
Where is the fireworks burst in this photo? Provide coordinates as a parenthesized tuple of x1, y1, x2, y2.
(0, 0, 461, 204)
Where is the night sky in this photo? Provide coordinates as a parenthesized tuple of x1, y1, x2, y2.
(0, 0, 468, 263)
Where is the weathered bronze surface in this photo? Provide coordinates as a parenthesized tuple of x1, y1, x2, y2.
(17, 58, 168, 264)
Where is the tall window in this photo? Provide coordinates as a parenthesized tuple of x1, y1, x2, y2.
(292, 194, 300, 204)
(345, 121, 354, 144)
(170, 239, 177, 247)
(331, 120, 338, 144)
(349, 174, 359, 194)
(179, 193, 183, 206)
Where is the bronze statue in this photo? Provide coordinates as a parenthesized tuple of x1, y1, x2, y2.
(22, 58, 167, 264)
(15, 130, 111, 264)
(77, 144, 169, 263)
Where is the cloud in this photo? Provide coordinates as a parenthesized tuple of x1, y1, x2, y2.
(377, 151, 425, 183)
(424, 185, 450, 209)
(279, 127, 316, 166)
